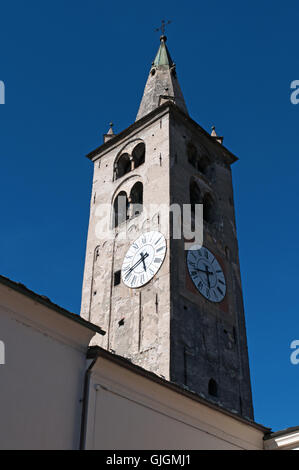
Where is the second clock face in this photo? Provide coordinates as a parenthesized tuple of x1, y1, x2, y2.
(121, 231, 167, 288)
(187, 245, 226, 302)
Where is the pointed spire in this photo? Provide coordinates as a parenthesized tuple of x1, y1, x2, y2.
(211, 126, 223, 145)
(103, 122, 115, 143)
(153, 35, 174, 67)
(136, 35, 188, 121)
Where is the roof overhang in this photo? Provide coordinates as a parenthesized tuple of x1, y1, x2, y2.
(86, 101, 238, 165)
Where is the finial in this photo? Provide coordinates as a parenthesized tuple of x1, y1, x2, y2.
(107, 122, 114, 135)
(103, 122, 115, 143)
(155, 20, 171, 40)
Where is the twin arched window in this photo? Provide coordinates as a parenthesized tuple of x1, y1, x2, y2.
(187, 142, 210, 176)
(114, 142, 145, 180)
(113, 182, 143, 228)
(189, 180, 216, 224)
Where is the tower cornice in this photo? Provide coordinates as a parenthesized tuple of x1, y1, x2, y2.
(86, 102, 238, 165)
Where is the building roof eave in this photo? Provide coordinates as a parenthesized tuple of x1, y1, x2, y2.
(0, 275, 106, 336)
(86, 101, 238, 165)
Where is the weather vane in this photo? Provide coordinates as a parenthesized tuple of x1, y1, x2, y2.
(155, 20, 172, 36)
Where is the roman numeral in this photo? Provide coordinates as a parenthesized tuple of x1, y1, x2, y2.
(156, 246, 165, 252)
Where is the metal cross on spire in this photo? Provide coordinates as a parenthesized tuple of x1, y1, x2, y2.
(155, 20, 171, 36)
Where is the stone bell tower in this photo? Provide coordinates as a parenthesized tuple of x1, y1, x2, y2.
(81, 34, 254, 420)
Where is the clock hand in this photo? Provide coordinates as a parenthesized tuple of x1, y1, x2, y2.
(140, 252, 147, 271)
(196, 268, 213, 275)
(205, 265, 211, 288)
(125, 253, 149, 278)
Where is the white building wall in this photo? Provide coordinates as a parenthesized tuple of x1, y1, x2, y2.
(0, 282, 95, 450)
(84, 354, 266, 450)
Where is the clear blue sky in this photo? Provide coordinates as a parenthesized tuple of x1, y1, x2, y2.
(1, 0, 298, 432)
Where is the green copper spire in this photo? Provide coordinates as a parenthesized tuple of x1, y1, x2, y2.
(136, 34, 188, 121)
(153, 36, 174, 67)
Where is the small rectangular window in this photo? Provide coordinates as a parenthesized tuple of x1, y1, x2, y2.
(114, 270, 121, 286)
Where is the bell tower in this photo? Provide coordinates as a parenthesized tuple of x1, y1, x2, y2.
(81, 34, 254, 420)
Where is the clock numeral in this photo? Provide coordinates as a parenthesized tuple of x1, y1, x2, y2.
(217, 287, 223, 296)
(154, 257, 162, 264)
(155, 237, 162, 245)
(131, 275, 137, 286)
(198, 280, 203, 290)
(156, 246, 165, 252)
(133, 243, 138, 249)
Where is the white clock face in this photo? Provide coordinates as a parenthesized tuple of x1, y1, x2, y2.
(121, 231, 167, 288)
(187, 245, 226, 303)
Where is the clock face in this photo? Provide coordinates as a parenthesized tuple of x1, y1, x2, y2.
(187, 245, 226, 302)
(121, 231, 167, 288)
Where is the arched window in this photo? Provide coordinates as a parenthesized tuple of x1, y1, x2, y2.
(187, 143, 197, 168)
(115, 153, 131, 180)
(189, 180, 201, 216)
(132, 142, 145, 169)
(197, 155, 210, 175)
(203, 193, 215, 224)
(113, 191, 129, 227)
(130, 182, 143, 218)
(208, 378, 218, 397)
